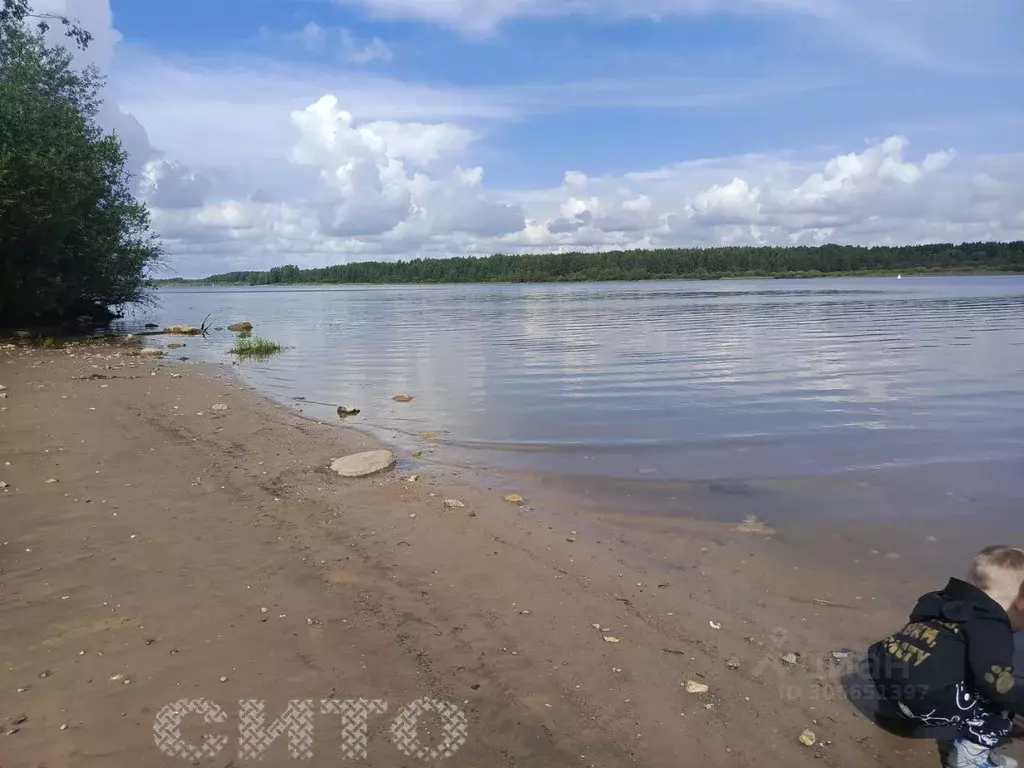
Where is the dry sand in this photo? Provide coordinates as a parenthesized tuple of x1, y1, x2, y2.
(0, 341, 1016, 767)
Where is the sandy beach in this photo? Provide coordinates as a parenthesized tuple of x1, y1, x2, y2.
(0, 340, 1016, 767)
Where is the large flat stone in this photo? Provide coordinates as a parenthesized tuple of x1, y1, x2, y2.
(330, 450, 396, 478)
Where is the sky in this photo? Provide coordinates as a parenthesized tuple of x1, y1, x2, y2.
(29, 0, 1024, 276)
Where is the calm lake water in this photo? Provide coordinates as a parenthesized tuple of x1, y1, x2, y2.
(134, 277, 1024, 525)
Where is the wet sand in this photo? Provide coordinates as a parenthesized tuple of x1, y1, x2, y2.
(1, 341, 1018, 767)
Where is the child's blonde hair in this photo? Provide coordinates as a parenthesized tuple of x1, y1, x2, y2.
(968, 545, 1024, 609)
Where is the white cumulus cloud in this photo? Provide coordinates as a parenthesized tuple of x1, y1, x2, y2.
(689, 178, 762, 222)
(139, 158, 211, 209)
(30, 0, 211, 211)
(286, 95, 522, 240)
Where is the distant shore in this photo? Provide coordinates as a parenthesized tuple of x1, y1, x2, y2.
(151, 241, 1024, 287)
(2, 340, 1004, 766)
(155, 267, 1024, 288)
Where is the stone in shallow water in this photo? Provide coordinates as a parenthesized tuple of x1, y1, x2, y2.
(329, 450, 396, 478)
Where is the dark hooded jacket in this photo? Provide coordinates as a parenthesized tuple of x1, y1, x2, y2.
(868, 577, 1024, 712)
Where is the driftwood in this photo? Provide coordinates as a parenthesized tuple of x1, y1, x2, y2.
(134, 313, 216, 338)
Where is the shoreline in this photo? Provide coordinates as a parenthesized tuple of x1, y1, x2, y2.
(1, 342, 1016, 766)
(153, 269, 1024, 288)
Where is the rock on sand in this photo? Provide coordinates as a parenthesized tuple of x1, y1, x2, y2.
(139, 348, 164, 357)
(330, 450, 396, 478)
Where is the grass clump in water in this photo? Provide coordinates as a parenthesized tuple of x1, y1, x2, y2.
(230, 335, 282, 358)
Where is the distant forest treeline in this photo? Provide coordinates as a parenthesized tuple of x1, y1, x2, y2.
(162, 242, 1024, 286)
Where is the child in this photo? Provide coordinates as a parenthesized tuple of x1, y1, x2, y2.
(868, 546, 1024, 768)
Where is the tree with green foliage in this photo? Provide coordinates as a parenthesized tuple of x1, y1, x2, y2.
(0, 0, 162, 329)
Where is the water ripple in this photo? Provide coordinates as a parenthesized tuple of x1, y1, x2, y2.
(136, 276, 1024, 485)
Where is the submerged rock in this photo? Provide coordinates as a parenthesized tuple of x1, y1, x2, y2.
(227, 322, 253, 332)
(167, 342, 185, 349)
(391, 394, 414, 403)
(337, 406, 360, 417)
(329, 450, 396, 478)
(733, 515, 776, 535)
(164, 325, 202, 336)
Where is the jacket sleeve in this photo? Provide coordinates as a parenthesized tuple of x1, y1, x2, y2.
(965, 614, 1024, 712)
